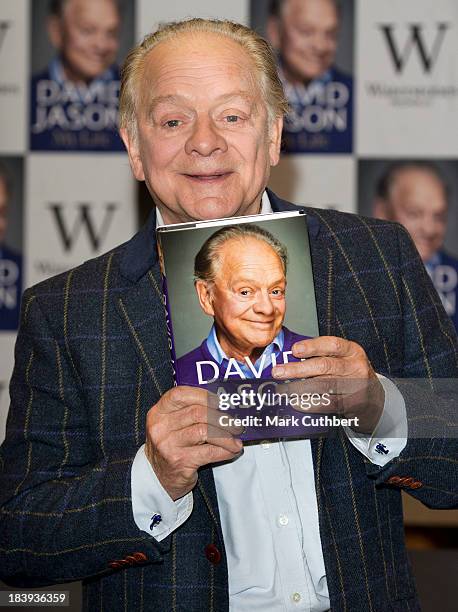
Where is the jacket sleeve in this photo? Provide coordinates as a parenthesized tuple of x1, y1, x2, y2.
(0, 289, 167, 587)
(365, 224, 458, 509)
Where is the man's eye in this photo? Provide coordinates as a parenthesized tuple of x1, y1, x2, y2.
(225, 115, 240, 123)
(164, 119, 181, 128)
(239, 289, 251, 296)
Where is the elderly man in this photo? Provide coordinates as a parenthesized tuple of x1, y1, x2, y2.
(267, 0, 353, 153)
(31, 0, 124, 151)
(374, 161, 458, 330)
(1, 18, 457, 612)
(176, 224, 310, 385)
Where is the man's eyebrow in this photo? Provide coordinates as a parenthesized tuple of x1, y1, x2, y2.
(146, 92, 257, 113)
(214, 92, 257, 105)
(146, 95, 190, 113)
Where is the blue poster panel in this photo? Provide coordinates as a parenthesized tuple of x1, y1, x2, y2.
(0, 157, 23, 331)
(30, 0, 134, 152)
(358, 158, 458, 331)
(251, 0, 354, 154)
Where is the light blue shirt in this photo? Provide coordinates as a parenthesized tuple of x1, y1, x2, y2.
(207, 323, 284, 378)
(131, 193, 407, 611)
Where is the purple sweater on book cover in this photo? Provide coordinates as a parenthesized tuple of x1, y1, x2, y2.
(176, 326, 310, 386)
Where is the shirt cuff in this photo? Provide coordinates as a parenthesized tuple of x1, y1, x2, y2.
(344, 374, 408, 467)
(131, 444, 193, 541)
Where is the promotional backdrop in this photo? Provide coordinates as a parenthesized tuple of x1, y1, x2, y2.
(0, 0, 457, 444)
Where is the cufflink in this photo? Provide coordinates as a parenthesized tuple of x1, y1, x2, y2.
(150, 513, 162, 530)
(375, 443, 389, 455)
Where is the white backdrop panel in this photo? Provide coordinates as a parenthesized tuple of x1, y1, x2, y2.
(356, 0, 458, 156)
(0, 0, 28, 153)
(25, 154, 136, 287)
(269, 156, 356, 213)
(137, 0, 249, 39)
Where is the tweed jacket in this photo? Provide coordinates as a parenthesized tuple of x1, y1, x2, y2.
(1, 191, 457, 612)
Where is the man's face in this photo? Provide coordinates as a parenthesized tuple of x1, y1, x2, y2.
(384, 168, 448, 262)
(0, 179, 8, 244)
(197, 237, 287, 360)
(274, 0, 339, 83)
(121, 32, 282, 225)
(49, 0, 120, 83)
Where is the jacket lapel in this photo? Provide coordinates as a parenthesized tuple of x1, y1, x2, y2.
(116, 210, 175, 397)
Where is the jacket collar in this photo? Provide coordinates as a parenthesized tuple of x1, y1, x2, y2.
(119, 189, 321, 283)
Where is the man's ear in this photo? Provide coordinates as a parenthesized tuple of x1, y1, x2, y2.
(373, 198, 389, 220)
(195, 281, 215, 317)
(266, 16, 281, 49)
(269, 116, 283, 167)
(119, 127, 145, 181)
(47, 15, 63, 50)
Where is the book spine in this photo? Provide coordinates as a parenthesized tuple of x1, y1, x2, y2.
(157, 240, 178, 386)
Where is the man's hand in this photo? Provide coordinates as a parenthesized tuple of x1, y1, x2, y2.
(272, 336, 385, 434)
(145, 386, 243, 501)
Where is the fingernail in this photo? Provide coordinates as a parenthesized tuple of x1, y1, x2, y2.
(273, 366, 285, 377)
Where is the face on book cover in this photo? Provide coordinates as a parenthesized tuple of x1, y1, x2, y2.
(122, 31, 283, 224)
(196, 237, 287, 362)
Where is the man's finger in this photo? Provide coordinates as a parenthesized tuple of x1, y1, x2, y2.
(162, 403, 244, 436)
(156, 385, 215, 413)
(272, 356, 348, 379)
(187, 442, 243, 467)
(174, 422, 243, 451)
(291, 336, 358, 359)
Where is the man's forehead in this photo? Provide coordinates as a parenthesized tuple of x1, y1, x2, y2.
(63, 0, 120, 22)
(141, 33, 259, 97)
(283, 0, 339, 22)
(393, 168, 445, 195)
(220, 238, 283, 269)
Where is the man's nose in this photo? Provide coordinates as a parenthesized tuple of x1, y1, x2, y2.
(93, 33, 112, 54)
(185, 116, 227, 157)
(253, 291, 275, 315)
(311, 34, 330, 54)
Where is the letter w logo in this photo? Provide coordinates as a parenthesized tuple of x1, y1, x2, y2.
(379, 23, 450, 73)
(49, 203, 117, 252)
(0, 21, 11, 53)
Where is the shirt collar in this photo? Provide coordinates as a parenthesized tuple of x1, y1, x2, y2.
(206, 324, 285, 366)
(49, 56, 116, 86)
(155, 190, 273, 229)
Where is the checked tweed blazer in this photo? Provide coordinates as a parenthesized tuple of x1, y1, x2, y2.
(1, 191, 457, 612)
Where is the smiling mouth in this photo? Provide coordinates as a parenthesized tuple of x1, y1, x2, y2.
(247, 321, 275, 326)
(184, 172, 232, 182)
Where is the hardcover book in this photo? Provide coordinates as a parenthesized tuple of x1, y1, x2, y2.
(157, 210, 330, 440)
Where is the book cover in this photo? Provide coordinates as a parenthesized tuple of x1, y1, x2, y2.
(157, 211, 331, 441)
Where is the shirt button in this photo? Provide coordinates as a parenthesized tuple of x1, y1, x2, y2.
(292, 592, 302, 603)
(278, 514, 289, 527)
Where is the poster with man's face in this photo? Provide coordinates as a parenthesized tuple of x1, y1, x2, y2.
(0, 157, 23, 331)
(30, 0, 134, 152)
(358, 159, 458, 331)
(251, 0, 354, 154)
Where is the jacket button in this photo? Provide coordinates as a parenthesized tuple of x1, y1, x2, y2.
(132, 552, 148, 562)
(109, 561, 122, 569)
(205, 544, 221, 565)
(387, 476, 402, 485)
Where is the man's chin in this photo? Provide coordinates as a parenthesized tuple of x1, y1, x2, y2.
(180, 196, 249, 222)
